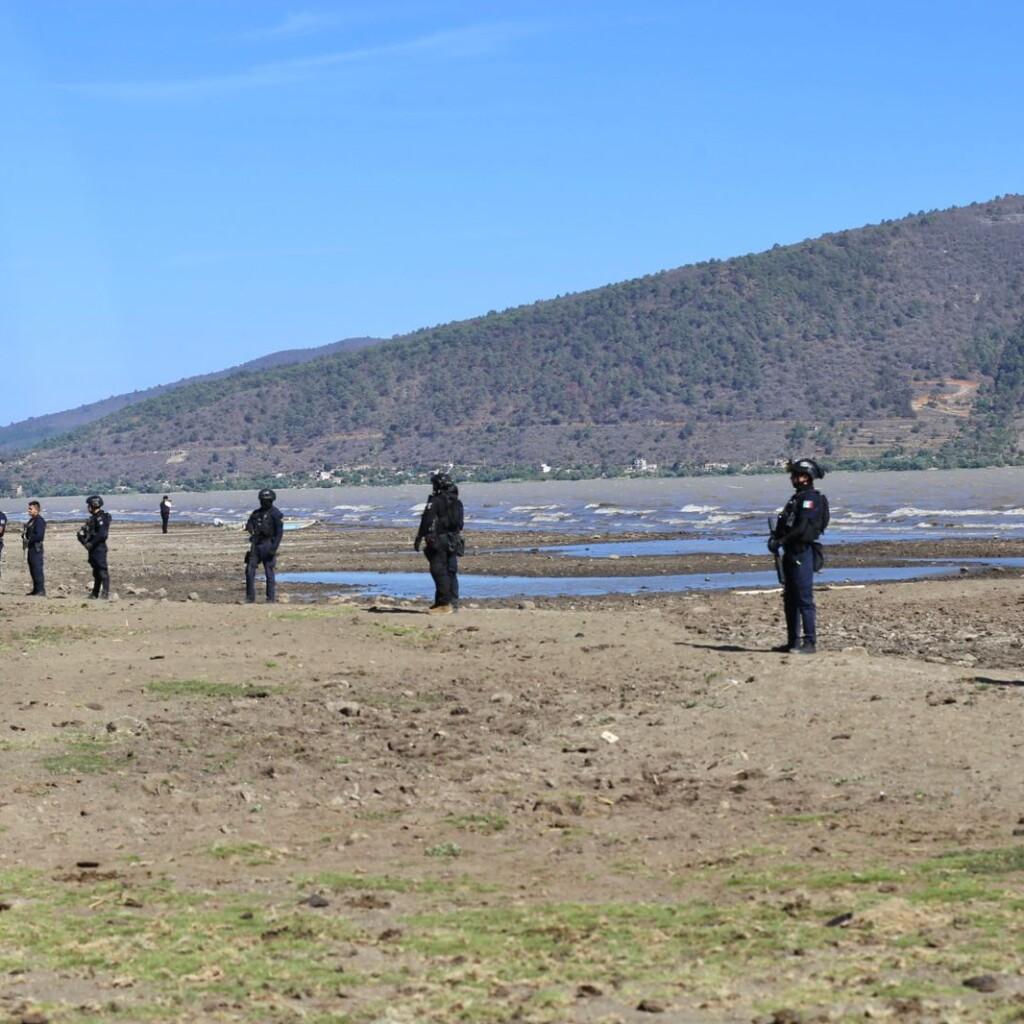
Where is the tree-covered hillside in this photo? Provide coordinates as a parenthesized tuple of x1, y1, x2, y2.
(6, 196, 1024, 494)
(0, 336, 382, 453)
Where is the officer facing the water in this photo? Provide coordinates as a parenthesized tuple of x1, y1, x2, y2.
(78, 495, 112, 599)
(414, 472, 465, 614)
(768, 458, 829, 654)
(245, 488, 284, 603)
(22, 500, 46, 597)
(0, 505, 6, 584)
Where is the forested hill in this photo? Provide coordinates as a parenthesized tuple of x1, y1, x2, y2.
(0, 335, 382, 453)
(6, 195, 1024, 494)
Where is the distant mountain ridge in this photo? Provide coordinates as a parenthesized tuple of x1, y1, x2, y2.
(6, 195, 1024, 495)
(0, 335, 383, 453)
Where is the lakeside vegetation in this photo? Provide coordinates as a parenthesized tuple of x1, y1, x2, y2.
(8, 447, 1024, 500)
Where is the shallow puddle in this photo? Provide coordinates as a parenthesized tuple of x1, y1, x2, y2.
(524, 530, 1016, 558)
(276, 561, 1023, 600)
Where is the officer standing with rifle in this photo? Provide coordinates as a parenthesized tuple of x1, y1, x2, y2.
(22, 500, 46, 597)
(768, 458, 829, 654)
(414, 471, 465, 614)
(78, 495, 112, 599)
(245, 488, 284, 603)
(0, 505, 6, 591)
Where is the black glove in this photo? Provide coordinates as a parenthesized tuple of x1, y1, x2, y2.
(413, 538, 421, 552)
(767, 537, 780, 554)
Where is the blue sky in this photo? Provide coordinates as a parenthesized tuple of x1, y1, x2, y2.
(1, 0, 1022, 424)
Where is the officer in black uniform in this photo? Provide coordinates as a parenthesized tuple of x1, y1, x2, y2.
(78, 495, 112, 599)
(0, 505, 7, 587)
(768, 458, 829, 654)
(22, 500, 46, 596)
(414, 472, 465, 614)
(245, 488, 284, 603)
(159, 495, 172, 534)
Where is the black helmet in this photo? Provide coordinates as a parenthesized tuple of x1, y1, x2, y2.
(86, 495, 104, 510)
(786, 458, 825, 481)
(258, 488, 276, 503)
(430, 471, 454, 492)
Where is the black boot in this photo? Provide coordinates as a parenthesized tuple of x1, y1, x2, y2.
(772, 641, 799, 653)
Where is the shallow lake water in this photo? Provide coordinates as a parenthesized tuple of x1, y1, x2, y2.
(22, 465, 1024, 543)
(276, 558, 1024, 600)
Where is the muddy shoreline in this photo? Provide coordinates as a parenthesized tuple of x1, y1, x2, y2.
(8, 522, 1024, 608)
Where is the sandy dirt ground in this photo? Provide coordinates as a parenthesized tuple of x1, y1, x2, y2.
(1, 523, 1024, 1023)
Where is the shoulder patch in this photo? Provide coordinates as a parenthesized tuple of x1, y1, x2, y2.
(802, 500, 815, 509)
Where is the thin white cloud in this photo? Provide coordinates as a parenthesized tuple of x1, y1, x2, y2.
(240, 12, 342, 42)
(68, 23, 533, 101)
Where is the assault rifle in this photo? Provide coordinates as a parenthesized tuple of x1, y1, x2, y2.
(766, 517, 784, 586)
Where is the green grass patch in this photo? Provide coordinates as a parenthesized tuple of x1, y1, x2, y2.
(425, 841, 462, 859)
(0, 870, 368, 1015)
(42, 736, 122, 775)
(304, 872, 418, 894)
(3, 850, 1024, 1022)
(0, 737, 36, 753)
(804, 866, 906, 888)
(909, 876, 1000, 903)
(354, 808, 404, 822)
(401, 900, 819, 980)
(147, 678, 276, 699)
(26, 624, 84, 643)
(360, 690, 446, 711)
(270, 606, 359, 621)
(207, 841, 283, 865)
(925, 845, 1024, 876)
(300, 872, 494, 899)
(372, 622, 436, 642)
(10, 624, 94, 648)
(443, 813, 508, 835)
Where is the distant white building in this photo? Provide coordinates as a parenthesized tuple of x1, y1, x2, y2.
(540, 463, 552, 474)
(701, 461, 730, 472)
(316, 470, 334, 481)
(630, 457, 658, 473)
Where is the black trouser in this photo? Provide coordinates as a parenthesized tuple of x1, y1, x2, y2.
(160, 512, 169, 534)
(782, 549, 815, 647)
(245, 544, 277, 602)
(425, 546, 459, 606)
(27, 545, 45, 594)
(88, 544, 109, 598)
